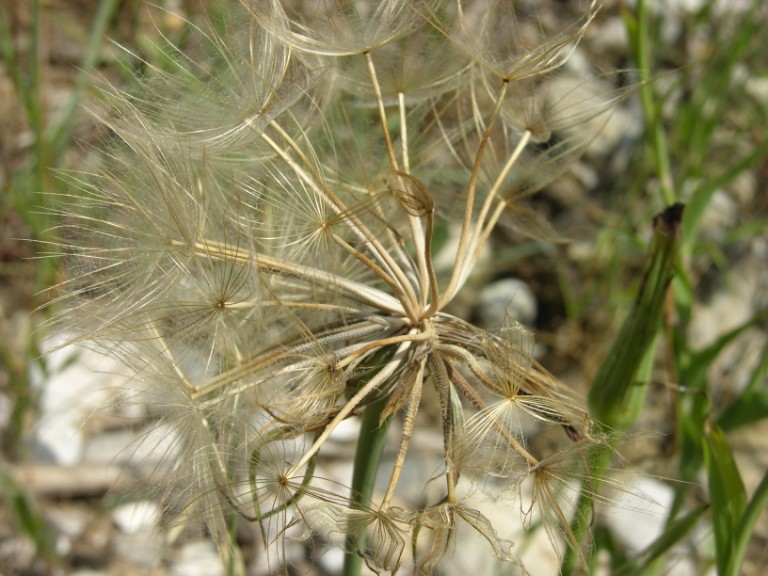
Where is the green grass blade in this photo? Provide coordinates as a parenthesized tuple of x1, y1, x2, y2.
(588, 204, 684, 430)
(343, 347, 398, 576)
(625, 0, 675, 205)
(670, 309, 763, 515)
(717, 336, 768, 433)
(682, 139, 768, 254)
(0, 467, 58, 564)
(729, 470, 768, 576)
(46, 0, 122, 162)
(717, 388, 768, 433)
(702, 421, 746, 576)
(560, 444, 614, 575)
(681, 308, 767, 393)
(628, 504, 709, 576)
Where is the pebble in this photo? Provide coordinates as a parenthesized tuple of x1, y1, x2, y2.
(112, 501, 160, 535)
(478, 277, 538, 328)
(30, 336, 126, 465)
(111, 527, 164, 568)
(603, 475, 674, 554)
(171, 541, 226, 576)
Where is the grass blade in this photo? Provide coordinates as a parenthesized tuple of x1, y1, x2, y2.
(588, 204, 684, 430)
(702, 420, 746, 576)
(628, 504, 709, 576)
(729, 470, 768, 576)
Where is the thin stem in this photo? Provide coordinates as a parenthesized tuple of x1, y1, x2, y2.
(440, 81, 509, 308)
(175, 238, 404, 313)
(634, 0, 675, 205)
(396, 92, 430, 312)
(264, 123, 421, 319)
(398, 92, 410, 173)
(365, 51, 400, 172)
(476, 130, 532, 233)
(343, 394, 393, 576)
(363, 63, 430, 318)
(421, 208, 442, 318)
(331, 232, 420, 321)
(463, 131, 532, 284)
(192, 319, 393, 400)
(472, 200, 505, 266)
(337, 326, 433, 370)
(560, 445, 612, 575)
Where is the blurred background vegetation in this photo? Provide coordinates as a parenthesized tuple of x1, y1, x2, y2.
(1, 0, 767, 574)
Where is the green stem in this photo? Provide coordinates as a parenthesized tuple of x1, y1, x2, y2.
(343, 395, 392, 576)
(631, 0, 676, 205)
(561, 445, 613, 575)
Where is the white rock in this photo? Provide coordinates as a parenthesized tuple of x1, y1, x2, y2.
(30, 335, 127, 465)
(328, 415, 361, 443)
(46, 505, 90, 539)
(587, 16, 628, 54)
(315, 545, 345, 576)
(172, 540, 225, 576)
(603, 475, 673, 554)
(111, 527, 164, 567)
(0, 536, 36, 571)
(112, 500, 160, 534)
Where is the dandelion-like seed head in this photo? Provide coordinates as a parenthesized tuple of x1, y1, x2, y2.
(52, 0, 622, 572)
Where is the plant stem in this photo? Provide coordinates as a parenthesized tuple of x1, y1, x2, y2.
(560, 444, 613, 575)
(343, 394, 393, 576)
(632, 0, 676, 205)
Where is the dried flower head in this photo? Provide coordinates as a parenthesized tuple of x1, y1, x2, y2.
(50, 0, 621, 572)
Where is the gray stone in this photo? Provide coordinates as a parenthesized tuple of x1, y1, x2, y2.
(478, 278, 537, 328)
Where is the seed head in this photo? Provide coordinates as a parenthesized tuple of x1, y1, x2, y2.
(52, 0, 620, 572)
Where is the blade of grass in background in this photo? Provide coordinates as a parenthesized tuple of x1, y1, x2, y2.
(717, 337, 768, 432)
(625, 504, 710, 576)
(562, 204, 684, 575)
(566, 0, 768, 571)
(0, 468, 58, 569)
(0, 1, 122, 567)
(1, 0, 120, 285)
(670, 309, 768, 526)
(623, 0, 675, 206)
(46, 0, 121, 165)
(588, 204, 684, 430)
(730, 471, 768, 576)
(702, 420, 746, 576)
